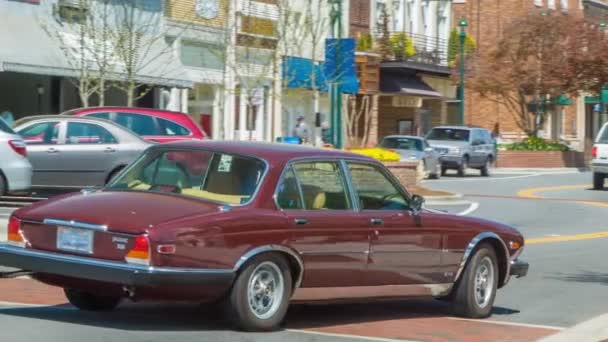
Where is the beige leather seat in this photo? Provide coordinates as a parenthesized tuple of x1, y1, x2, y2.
(301, 185, 326, 210)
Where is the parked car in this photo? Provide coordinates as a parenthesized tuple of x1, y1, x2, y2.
(379, 135, 442, 179)
(0, 118, 32, 195)
(592, 122, 608, 189)
(426, 126, 496, 177)
(13, 115, 150, 189)
(64, 107, 207, 143)
(0, 141, 528, 331)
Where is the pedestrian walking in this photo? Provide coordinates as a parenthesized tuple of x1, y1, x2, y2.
(292, 115, 311, 144)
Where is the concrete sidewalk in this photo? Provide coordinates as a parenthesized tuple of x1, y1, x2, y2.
(538, 314, 608, 342)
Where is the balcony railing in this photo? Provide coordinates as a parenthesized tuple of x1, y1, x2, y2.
(377, 32, 449, 67)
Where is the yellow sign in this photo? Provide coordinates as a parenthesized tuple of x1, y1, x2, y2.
(392, 96, 422, 108)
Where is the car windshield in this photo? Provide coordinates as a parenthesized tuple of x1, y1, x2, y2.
(107, 149, 266, 205)
(380, 137, 423, 151)
(426, 128, 470, 142)
(0, 118, 15, 134)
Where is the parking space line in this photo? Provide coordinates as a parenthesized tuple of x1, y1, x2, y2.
(286, 329, 419, 342)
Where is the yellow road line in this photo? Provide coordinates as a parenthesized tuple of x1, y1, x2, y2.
(518, 184, 608, 244)
(517, 184, 608, 208)
(527, 231, 608, 245)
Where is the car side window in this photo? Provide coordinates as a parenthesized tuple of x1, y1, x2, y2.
(115, 112, 159, 136)
(158, 118, 191, 136)
(292, 161, 351, 210)
(17, 121, 60, 145)
(275, 166, 303, 210)
(347, 162, 408, 211)
(66, 122, 117, 144)
(86, 112, 111, 120)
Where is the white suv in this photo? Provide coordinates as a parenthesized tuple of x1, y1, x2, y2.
(0, 119, 32, 195)
(592, 122, 608, 190)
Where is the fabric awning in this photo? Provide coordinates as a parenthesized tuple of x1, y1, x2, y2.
(380, 69, 442, 97)
(0, 8, 192, 88)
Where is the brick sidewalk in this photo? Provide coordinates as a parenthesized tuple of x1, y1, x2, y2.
(0, 278, 560, 342)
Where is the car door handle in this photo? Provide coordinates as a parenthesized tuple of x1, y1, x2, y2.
(370, 218, 384, 225)
(104, 147, 116, 153)
(46, 148, 59, 153)
(294, 218, 309, 225)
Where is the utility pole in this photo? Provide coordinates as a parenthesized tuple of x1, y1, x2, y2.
(458, 18, 468, 126)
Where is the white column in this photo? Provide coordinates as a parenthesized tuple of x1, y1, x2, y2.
(211, 86, 221, 139)
(255, 96, 264, 141)
(181, 88, 188, 113)
(239, 90, 247, 140)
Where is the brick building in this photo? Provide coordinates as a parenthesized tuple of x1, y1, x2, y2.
(452, 0, 607, 154)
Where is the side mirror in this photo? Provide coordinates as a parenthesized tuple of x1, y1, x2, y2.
(410, 194, 425, 213)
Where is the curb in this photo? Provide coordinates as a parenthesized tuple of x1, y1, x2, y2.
(537, 314, 608, 342)
(493, 167, 588, 173)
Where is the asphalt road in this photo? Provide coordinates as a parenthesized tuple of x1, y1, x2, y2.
(0, 170, 606, 341)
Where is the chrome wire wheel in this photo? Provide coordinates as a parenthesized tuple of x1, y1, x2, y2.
(474, 256, 495, 309)
(247, 261, 285, 320)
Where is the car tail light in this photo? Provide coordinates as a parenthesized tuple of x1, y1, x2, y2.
(125, 235, 150, 265)
(592, 146, 598, 158)
(8, 140, 27, 157)
(7, 216, 25, 247)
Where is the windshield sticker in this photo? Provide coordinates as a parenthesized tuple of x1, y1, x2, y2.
(218, 154, 233, 172)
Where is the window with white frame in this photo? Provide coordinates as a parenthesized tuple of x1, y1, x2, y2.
(181, 40, 225, 70)
(560, 0, 568, 11)
(534, 0, 543, 7)
(548, 0, 556, 9)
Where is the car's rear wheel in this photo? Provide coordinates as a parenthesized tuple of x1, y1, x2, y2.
(450, 243, 498, 318)
(0, 173, 6, 196)
(225, 254, 292, 331)
(480, 157, 492, 177)
(64, 288, 121, 311)
(457, 156, 469, 177)
(593, 172, 605, 190)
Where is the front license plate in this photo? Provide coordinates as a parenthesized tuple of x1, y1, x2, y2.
(57, 227, 94, 254)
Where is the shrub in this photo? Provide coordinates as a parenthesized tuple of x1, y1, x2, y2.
(389, 33, 416, 58)
(348, 147, 401, 162)
(356, 33, 373, 52)
(503, 136, 570, 151)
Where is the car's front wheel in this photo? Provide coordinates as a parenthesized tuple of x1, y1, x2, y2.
(225, 254, 292, 331)
(593, 172, 605, 190)
(450, 243, 498, 318)
(64, 289, 121, 311)
(480, 157, 492, 177)
(457, 156, 469, 177)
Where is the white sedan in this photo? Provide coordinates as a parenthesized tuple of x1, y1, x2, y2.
(0, 118, 32, 195)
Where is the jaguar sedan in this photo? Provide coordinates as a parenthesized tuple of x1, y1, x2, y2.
(0, 141, 528, 331)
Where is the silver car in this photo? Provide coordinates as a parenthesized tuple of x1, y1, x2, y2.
(379, 135, 442, 179)
(0, 118, 32, 195)
(14, 115, 150, 189)
(426, 126, 497, 177)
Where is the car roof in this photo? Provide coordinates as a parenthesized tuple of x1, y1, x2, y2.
(152, 140, 376, 163)
(383, 135, 424, 140)
(63, 106, 190, 118)
(431, 126, 487, 131)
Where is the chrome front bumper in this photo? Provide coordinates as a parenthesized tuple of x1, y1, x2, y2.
(0, 244, 234, 287)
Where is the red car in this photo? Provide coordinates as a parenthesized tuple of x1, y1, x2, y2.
(0, 141, 528, 331)
(64, 107, 207, 143)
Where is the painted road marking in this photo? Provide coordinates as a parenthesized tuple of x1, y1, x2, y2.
(527, 231, 608, 245)
(288, 329, 419, 342)
(456, 202, 479, 216)
(447, 317, 565, 331)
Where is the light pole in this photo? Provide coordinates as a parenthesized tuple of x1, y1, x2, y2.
(600, 22, 607, 128)
(458, 18, 468, 126)
(329, 0, 343, 148)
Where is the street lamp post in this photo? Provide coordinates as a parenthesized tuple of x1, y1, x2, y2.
(600, 22, 607, 128)
(458, 18, 468, 126)
(329, 0, 343, 148)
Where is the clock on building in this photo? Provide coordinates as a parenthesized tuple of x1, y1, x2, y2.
(196, 0, 219, 19)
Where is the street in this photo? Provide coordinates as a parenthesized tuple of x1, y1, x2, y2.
(0, 170, 606, 341)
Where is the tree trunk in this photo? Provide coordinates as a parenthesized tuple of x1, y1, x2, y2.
(99, 78, 106, 106)
(127, 82, 135, 107)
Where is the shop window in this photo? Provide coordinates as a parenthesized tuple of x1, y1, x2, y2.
(181, 41, 225, 70)
(240, 16, 277, 37)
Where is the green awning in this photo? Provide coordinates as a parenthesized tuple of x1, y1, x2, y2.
(556, 94, 572, 106)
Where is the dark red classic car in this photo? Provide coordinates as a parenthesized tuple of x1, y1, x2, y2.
(0, 141, 528, 331)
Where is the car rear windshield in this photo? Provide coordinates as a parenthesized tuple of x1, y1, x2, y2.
(0, 118, 15, 134)
(107, 149, 266, 205)
(598, 126, 608, 143)
(380, 137, 423, 151)
(426, 128, 470, 142)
